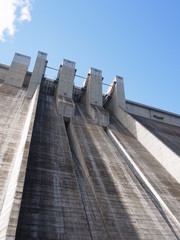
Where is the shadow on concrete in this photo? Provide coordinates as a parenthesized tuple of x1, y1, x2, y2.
(68, 109, 141, 239)
(132, 114, 180, 156)
(15, 92, 92, 239)
(108, 115, 180, 239)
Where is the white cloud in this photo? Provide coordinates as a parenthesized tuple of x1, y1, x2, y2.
(0, 0, 32, 41)
(19, 0, 32, 22)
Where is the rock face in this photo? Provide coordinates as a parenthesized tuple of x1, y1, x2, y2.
(0, 52, 180, 239)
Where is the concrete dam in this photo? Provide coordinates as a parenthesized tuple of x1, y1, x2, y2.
(0, 51, 180, 239)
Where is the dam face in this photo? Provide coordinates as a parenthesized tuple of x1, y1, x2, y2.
(0, 52, 180, 240)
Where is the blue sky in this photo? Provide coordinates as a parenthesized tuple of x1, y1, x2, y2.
(0, 0, 180, 114)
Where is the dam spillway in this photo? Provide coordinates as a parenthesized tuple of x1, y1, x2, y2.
(0, 51, 180, 239)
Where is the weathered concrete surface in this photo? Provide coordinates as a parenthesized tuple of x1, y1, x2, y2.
(1, 78, 179, 239)
(84, 68, 103, 106)
(126, 100, 180, 127)
(104, 80, 180, 184)
(0, 83, 39, 239)
(56, 59, 76, 119)
(23, 71, 32, 88)
(15, 92, 93, 239)
(5, 53, 30, 88)
(56, 96, 75, 119)
(1, 52, 180, 239)
(107, 117, 180, 235)
(87, 104, 109, 127)
(81, 68, 109, 126)
(41, 78, 56, 96)
(56, 59, 75, 99)
(105, 76, 126, 110)
(0, 64, 9, 82)
(67, 104, 179, 239)
(27, 51, 47, 98)
(132, 114, 180, 156)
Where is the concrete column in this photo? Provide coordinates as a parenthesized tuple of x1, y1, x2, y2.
(104, 75, 126, 113)
(56, 59, 76, 119)
(27, 51, 47, 98)
(56, 59, 75, 98)
(82, 67, 109, 126)
(115, 76, 126, 110)
(87, 68, 103, 106)
(5, 53, 30, 88)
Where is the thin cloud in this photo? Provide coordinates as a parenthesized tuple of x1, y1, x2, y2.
(19, 0, 32, 22)
(0, 0, 32, 42)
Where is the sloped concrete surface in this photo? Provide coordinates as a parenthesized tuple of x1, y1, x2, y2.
(1, 50, 180, 239)
(132, 114, 180, 156)
(0, 85, 27, 211)
(15, 92, 92, 239)
(68, 105, 179, 239)
(108, 117, 180, 235)
(0, 83, 39, 239)
(14, 93, 180, 239)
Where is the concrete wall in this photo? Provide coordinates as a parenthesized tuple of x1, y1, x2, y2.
(56, 59, 75, 98)
(107, 119, 180, 232)
(81, 68, 109, 126)
(56, 59, 76, 119)
(67, 114, 180, 239)
(27, 51, 47, 98)
(0, 64, 31, 88)
(104, 76, 180, 127)
(86, 68, 103, 106)
(0, 65, 9, 82)
(23, 72, 32, 88)
(105, 76, 126, 110)
(0, 85, 40, 240)
(1, 52, 180, 239)
(16, 92, 94, 239)
(5, 53, 30, 88)
(0, 51, 46, 239)
(105, 80, 180, 184)
(126, 100, 180, 127)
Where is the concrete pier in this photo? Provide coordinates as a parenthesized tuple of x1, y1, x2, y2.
(105, 76, 126, 110)
(104, 77, 180, 184)
(27, 51, 47, 98)
(5, 53, 30, 88)
(56, 59, 76, 119)
(82, 67, 109, 126)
